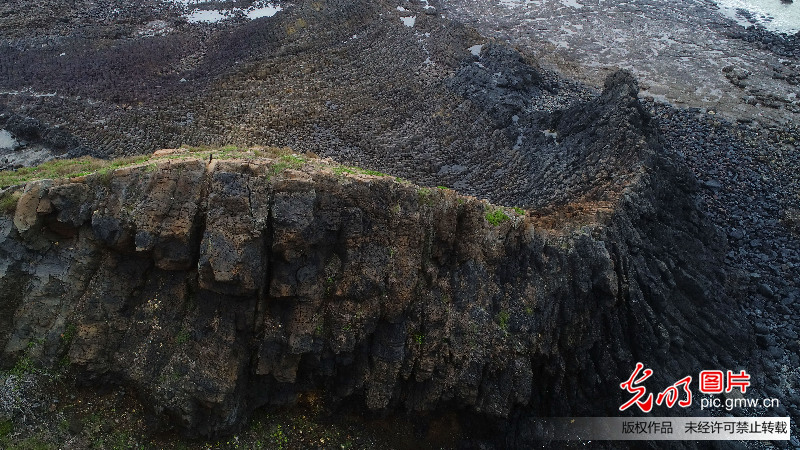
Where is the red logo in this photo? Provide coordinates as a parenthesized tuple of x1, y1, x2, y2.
(726, 370, 751, 394)
(620, 364, 751, 412)
(620, 362, 654, 412)
(699, 370, 724, 394)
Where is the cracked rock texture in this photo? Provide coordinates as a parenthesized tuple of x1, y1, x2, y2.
(0, 74, 748, 443)
(1, 0, 783, 445)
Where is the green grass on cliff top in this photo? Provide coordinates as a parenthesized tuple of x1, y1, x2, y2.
(0, 155, 150, 188)
(0, 146, 396, 189)
(0, 146, 282, 188)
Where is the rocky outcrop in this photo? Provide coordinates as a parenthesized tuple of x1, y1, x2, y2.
(0, 0, 787, 445)
(0, 110, 91, 171)
(0, 105, 748, 443)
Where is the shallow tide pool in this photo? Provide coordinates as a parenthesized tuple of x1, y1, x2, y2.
(0, 130, 17, 150)
(715, 0, 800, 34)
(171, 1, 283, 24)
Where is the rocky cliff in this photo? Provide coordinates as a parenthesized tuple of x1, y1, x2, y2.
(0, 74, 750, 445)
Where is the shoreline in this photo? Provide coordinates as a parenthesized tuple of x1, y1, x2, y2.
(438, 0, 800, 126)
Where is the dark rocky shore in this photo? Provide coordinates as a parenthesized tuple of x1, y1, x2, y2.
(0, 0, 798, 448)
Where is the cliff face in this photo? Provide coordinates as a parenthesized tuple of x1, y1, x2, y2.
(0, 80, 749, 443)
(0, 75, 752, 450)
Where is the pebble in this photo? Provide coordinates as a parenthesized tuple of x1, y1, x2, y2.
(757, 333, 774, 347)
(754, 322, 770, 334)
(729, 228, 745, 240)
(780, 328, 798, 340)
(758, 283, 776, 298)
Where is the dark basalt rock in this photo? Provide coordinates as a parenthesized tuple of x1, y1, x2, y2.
(447, 43, 547, 127)
(0, 73, 749, 443)
(0, 0, 764, 446)
(0, 110, 89, 170)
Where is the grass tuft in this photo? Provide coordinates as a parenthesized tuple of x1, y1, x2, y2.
(0, 419, 12, 438)
(417, 188, 434, 206)
(485, 207, 510, 226)
(0, 191, 22, 214)
(0, 155, 151, 189)
(270, 154, 306, 176)
(0, 146, 302, 189)
(497, 310, 510, 331)
(333, 165, 387, 177)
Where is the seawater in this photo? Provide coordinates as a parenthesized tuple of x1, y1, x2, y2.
(168, 1, 283, 23)
(0, 130, 17, 150)
(715, 0, 800, 34)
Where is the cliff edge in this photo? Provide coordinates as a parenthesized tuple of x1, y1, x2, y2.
(0, 73, 749, 445)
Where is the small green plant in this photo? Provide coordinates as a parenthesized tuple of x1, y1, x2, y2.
(10, 340, 42, 377)
(110, 430, 131, 450)
(271, 154, 305, 176)
(95, 168, 114, 187)
(4, 436, 52, 450)
(60, 323, 78, 345)
(513, 207, 525, 216)
(10, 356, 33, 376)
(325, 276, 335, 296)
(525, 306, 534, 316)
(58, 354, 70, 370)
(0, 419, 12, 438)
(175, 328, 190, 345)
(485, 207, 510, 226)
(418, 187, 434, 206)
(497, 310, 510, 331)
(185, 145, 211, 153)
(414, 334, 424, 345)
(0, 191, 21, 214)
(0, 155, 152, 188)
(332, 167, 355, 175)
(437, 185, 449, 190)
(360, 169, 386, 176)
(57, 416, 71, 434)
(250, 417, 265, 434)
(270, 424, 288, 449)
(333, 166, 386, 177)
(283, 154, 305, 164)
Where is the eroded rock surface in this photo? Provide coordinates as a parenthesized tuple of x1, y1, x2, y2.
(0, 78, 748, 441)
(439, 0, 800, 125)
(0, 0, 780, 445)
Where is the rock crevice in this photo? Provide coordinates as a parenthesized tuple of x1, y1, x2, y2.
(0, 129, 746, 440)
